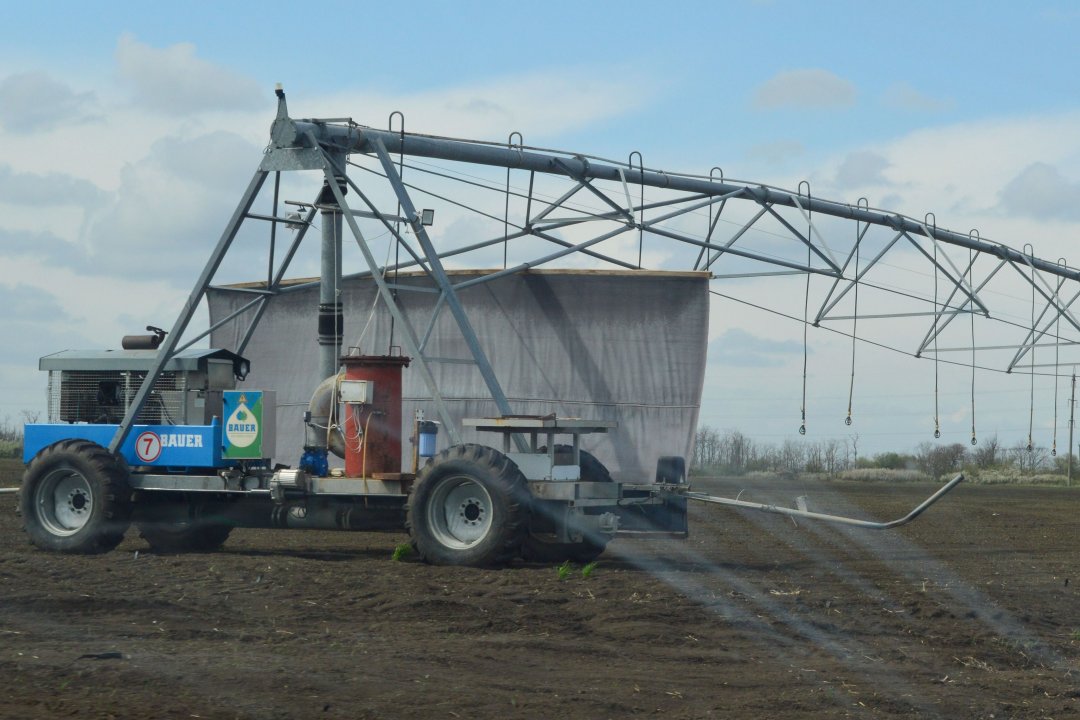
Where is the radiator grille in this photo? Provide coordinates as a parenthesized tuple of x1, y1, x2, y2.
(47, 370, 189, 425)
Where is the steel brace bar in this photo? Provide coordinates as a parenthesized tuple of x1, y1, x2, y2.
(109, 171, 269, 453)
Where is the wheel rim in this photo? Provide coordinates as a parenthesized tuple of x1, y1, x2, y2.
(35, 467, 93, 536)
(426, 474, 493, 550)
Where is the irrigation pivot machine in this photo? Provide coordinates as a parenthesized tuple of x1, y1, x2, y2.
(18, 87, 1005, 565)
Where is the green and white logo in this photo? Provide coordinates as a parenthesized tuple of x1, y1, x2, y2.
(223, 391, 264, 459)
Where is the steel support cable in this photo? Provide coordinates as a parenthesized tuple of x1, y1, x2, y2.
(1053, 300, 1061, 455)
(343, 141, 1062, 349)
(303, 205, 1066, 361)
(914, 249, 988, 360)
(362, 153, 801, 252)
(349, 159, 528, 230)
(345, 162, 642, 273)
(525, 170, 535, 234)
(346, 157, 652, 279)
(355, 152, 620, 217)
(846, 207, 862, 427)
(1018, 253, 1080, 342)
(815, 199, 871, 326)
(707, 288, 1062, 378)
(358, 153, 1049, 303)
(799, 181, 811, 436)
(388, 111, 406, 354)
(1011, 285, 1080, 367)
(504, 131, 522, 269)
(969, 243, 977, 446)
(630, 152, 643, 267)
(915, 223, 989, 315)
(785, 196, 842, 274)
(929, 214, 941, 439)
(694, 167, 725, 270)
(1052, 258, 1067, 456)
(309, 120, 1080, 284)
(550, 157, 638, 224)
(1027, 243, 1036, 453)
(334, 169, 434, 275)
(357, 225, 397, 349)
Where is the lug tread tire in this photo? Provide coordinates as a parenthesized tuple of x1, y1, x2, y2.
(405, 444, 529, 567)
(19, 439, 132, 554)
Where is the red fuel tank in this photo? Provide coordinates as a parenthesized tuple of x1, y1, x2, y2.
(340, 354, 411, 477)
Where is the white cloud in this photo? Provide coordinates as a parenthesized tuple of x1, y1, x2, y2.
(833, 150, 891, 189)
(752, 69, 856, 110)
(0, 72, 99, 134)
(115, 33, 268, 115)
(997, 162, 1080, 221)
(1, 227, 90, 273)
(299, 66, 653, 141)
(805, 111, 1080, 236)
(0, 282, 65, 319)
(0, 283, 99, 367)
(0, 164, 107, 206)
(0, 254, 189, 351)
(745, 139, 805, 165)
(81, 130, 264, 283)
(882, 82, 954, 113)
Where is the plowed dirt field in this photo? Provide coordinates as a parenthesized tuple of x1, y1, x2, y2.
(1, 473, 1078, 719)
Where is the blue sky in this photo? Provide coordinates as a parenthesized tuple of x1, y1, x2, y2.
(2, 1, 1079, 456)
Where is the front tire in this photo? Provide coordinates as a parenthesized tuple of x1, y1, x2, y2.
(406, 444, 529, 566)
(20, 440, 132, 554)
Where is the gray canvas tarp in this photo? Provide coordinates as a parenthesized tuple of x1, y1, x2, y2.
(208, 270, 708, 480)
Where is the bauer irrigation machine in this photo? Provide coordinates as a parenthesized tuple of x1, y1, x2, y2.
(15, 88, 965, 566)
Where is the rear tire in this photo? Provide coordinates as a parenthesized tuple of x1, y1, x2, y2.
(20, 440, 132, 554)
(406, 444, 529, 566)
(522, 445, 613, 564)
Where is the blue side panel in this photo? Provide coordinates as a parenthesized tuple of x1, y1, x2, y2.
(23, 420, 224, 468)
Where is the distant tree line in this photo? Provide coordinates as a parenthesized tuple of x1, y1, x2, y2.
(692, 425, 1071, 480)
(2, 411, 1072, 480)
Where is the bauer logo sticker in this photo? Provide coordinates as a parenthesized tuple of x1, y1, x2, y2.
(223, 390, 267, 460)
(225, 394, 259, 448)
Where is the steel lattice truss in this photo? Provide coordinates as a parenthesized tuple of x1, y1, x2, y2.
(330, 125, 1079, 377)
(107, 90, 1080, 450)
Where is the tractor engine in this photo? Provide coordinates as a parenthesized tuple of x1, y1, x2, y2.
(41, 348, 250, 426)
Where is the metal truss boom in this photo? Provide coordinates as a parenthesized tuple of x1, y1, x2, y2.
(280, 117, 1080, 284)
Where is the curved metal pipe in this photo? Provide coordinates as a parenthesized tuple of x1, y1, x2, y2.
(306, 374, 346, 458)
(685, 473, 964, 530)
